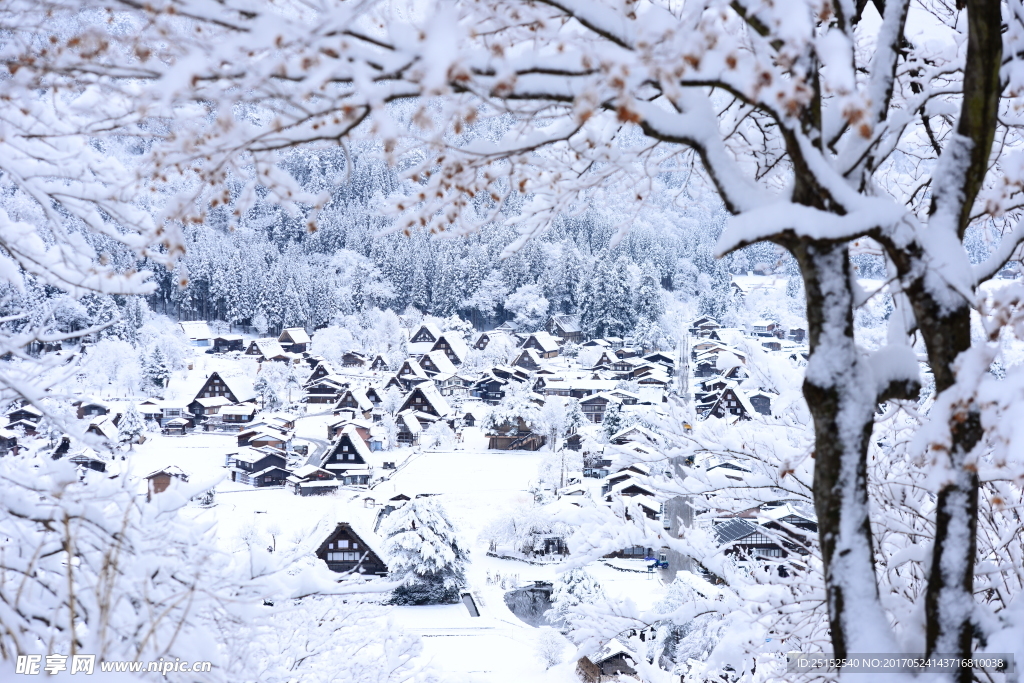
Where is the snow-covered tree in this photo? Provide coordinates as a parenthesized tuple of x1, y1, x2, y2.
(535, 628, 569, 669)
(118, 403, 145, 450)
(143, 346, 170, 391)
(483, 381, 542, 435)
(381, 498, 468, 606)
(546, 568, 605, 634)
(381, 387, 404, 416)
(504, 284, 549, 332)
(246, 597, 431, 683)
(254, 376, 281, 412)
(380, 413, 399, 452)
(601, 403, 626, 441)
(252, 310, 269, 337)
(420, 420, 455, 451)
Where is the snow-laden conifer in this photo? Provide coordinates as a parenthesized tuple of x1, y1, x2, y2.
(381, 499, 467, 605)
(117, 402, 145, 450)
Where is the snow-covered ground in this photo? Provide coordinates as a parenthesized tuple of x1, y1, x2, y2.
(118, 430, 663, 682)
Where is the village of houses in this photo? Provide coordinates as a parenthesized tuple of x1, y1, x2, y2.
(3, 305, 817, 682)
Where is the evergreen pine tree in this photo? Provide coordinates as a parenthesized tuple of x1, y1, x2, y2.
(145, 347, 170, 390)
(120, 296, 146, 346)
(697, 250, 733, 320)
(382, 498, 468, 605)
(118, 403, 145, 450)
(602, 402, 625, 440)
(634, 265, 665, 325)
(565, 399, 588, 437)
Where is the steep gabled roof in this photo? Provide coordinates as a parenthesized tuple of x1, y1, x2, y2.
(422, 350, 458, 375)
(249, 338, 287, 358)
(550, 314, 581, 333)
(409, 322, 443, 343)
(335, 388, 373, 412)
(523, 331, 560, 353)
(397, 358, 429, 380)
(398, 383, 452, 417)
(220, 373, 256, 403)
(431, 333, 468, 363)
(279, 327, 311, 344)
(315, 522, 388, 571)
(513, 348, 544, 368)
(324, 424, 374, 465)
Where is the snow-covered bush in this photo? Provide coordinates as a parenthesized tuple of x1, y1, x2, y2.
(546, 568, 605, 634)
(381, 498, 468, 605)
(244, 597, 431, 683)
(421, 420, 456, 451)
(535, 627, 569, 669)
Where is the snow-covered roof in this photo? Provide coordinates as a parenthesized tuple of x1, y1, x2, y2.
(398, 358, 429, 380)
(591, 639, 636, 666)
(232, 446, 286, 464)
(252, 465, 289, 478)
(398, 411, 423, 434)
(523, 331, 560, 353)
(541, 378, 619, 393)
(579, 391, 622, 406)
(609, 424, 661, 444)
(195, 396, 232, 408)
(295, 479, 342, 489)
(89, 416, 119, 439)
(606, 478, 656, 497)
(400, 383, 452, 417)
(423, 350, 458, 375)
(250, 338, 287, 358)
(179, 321, 212, 340)
(241, 424, 291, 440)
(514, 348, 544, 367)
(339, 424, 373, 462)
(761, 502, 817, 523)
(220, 374, 256, 403)
(336, 388, 373, 412)
(410, 322, 443, 341)
(220, 404, 258, 416)
(144, 465, 188, 480)
(279, 327, 311, 344)
(433, 334, 468, 362)
(550, 314, 581, 333)
(290, 464, 330, 479)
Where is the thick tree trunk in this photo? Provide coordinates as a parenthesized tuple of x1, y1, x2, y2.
(796, 240, 892, 657)
(909, 290, 982, 679)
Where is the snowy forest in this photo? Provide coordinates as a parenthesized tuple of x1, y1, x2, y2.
(2, 1, 1024, 683)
